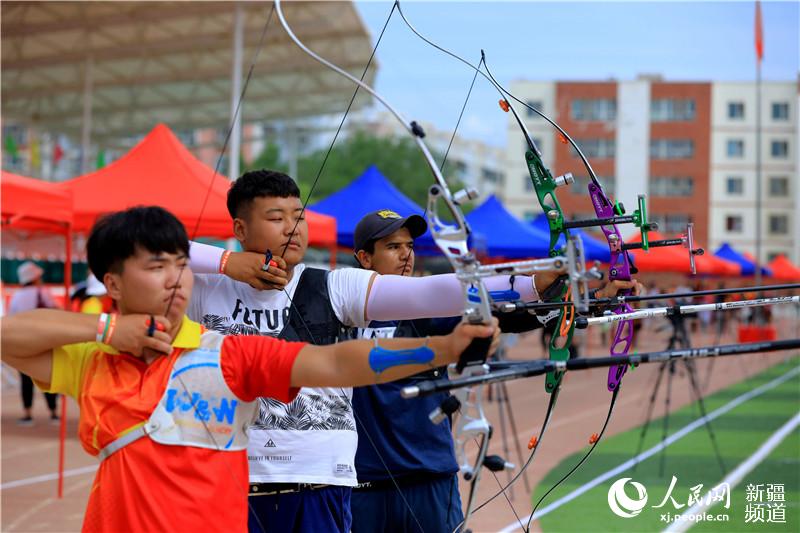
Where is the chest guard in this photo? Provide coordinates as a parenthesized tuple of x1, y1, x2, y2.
(98, 331, 257, 460)
(279, 267, 354, 345)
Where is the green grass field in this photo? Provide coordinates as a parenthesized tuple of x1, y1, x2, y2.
(531, 357, 800, 533)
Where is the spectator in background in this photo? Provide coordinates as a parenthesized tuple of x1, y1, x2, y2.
(79, 274, 113, 314)
(8, 261, 59, 426)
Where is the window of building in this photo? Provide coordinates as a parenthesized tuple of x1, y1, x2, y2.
(770, 140, 788, 159)
(769, 215, 788, 235)
(571, 99, 617, 121)
(727, 102, 745, 119)
(650, 139, 694, 159)
(726, 139, 744, 158)
(726, 176, 744, 195)
(174, 130, 196, 148)
(650, 176, 695, 197)
(771, 102, 789, 121)
(569, 175, 614, 196)
(651, 99, 696, 122)
(481, 168, 503, 184)
(769, 176, 789, 198)
(571, 138, 615, 158)
(526, 100, 543, 118)
(453, 160, 469, 181)
(651, 214, 691, 234)
(524, 138, 544, 153)
(726, 215, 743, 233)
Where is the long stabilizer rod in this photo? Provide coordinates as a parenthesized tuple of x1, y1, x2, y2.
(575, 295, 799, 329)
(401, 338, 800, 398)
(497, 283, 800, 313)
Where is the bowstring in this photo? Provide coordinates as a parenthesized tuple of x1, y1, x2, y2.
(393, 5, 564, 526)
(160, 4, 276, 533)
(267, 4, 427, 532)
(278, 2, 393, 259)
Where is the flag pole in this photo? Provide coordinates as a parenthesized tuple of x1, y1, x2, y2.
(754, 1, 764, 316)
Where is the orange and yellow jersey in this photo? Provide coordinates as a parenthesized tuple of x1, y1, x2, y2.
(40, 316, 304, 533)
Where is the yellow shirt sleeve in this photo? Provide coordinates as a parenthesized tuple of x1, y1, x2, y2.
(38, 342, 118, 399)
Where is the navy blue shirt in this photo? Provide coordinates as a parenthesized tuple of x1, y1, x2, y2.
(352, 318, 460, 481)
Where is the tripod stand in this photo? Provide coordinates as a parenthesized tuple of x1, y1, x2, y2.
(486, 338, 531, 498)
(633, 311, 726, 477)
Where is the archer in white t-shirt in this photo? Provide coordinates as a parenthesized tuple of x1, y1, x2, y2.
(187, 170, 560, 533)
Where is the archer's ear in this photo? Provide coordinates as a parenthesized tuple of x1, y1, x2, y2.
(104, 272, 122, 301)
(232, 218, 247, 242)
(355, 250, 372, 269)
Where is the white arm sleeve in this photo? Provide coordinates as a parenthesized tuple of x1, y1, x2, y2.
(189, 241, 224, 274)
(366, 273, 539, 322)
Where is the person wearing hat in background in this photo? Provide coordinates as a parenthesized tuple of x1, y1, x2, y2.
(349, 209, 467, 532)
(8, 261, 59, 426)
(80, 274, 114, 314)
(347, 209, 647, 532)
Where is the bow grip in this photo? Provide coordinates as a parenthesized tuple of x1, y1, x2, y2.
(456, 335, 492, 373)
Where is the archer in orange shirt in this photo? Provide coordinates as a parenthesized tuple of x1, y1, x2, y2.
(1, 206, 499, 533)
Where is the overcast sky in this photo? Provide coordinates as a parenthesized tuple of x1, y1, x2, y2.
(353, 1, 799, 146)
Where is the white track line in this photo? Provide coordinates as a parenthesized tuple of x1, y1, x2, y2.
(498, 364, 800, 533)
(5, 475, 94, 532)
(1, 464, 98, 490)
(662, 411, 800, 533)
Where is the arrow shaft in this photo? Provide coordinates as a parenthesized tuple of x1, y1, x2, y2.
(402, 338, 800, 397)
(578, 296, 799, 328)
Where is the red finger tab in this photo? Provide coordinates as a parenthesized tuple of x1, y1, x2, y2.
(269, 260, 277, 267)
(146, 318, 166, 334)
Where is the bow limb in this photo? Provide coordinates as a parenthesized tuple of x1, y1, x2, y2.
(391, 8, 579, 526)
(275, 3, 501, 532)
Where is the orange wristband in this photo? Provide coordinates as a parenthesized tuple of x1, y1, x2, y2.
(104, 313, 118, 345)
(219, 251, 232, 274)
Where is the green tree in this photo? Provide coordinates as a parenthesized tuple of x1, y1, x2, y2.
(245, 142, 287, 174)
(296, 130, 448, 207)
(245, 130, 469, 210)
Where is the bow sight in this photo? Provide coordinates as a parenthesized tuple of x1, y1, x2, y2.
(426, 178, 592, 523)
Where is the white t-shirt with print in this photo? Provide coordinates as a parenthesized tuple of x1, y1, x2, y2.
(187, 264, 373, 486)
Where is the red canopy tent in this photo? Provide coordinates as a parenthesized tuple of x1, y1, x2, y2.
(2, 171, 73, 232)
(1, 170, 74, 300)
(56, 124, 337, 249)
(1, 170, 75, 496)
(625, 231, 740, 276)
(767, 255, 800, 281)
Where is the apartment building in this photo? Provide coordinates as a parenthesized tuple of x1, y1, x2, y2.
(502, 78, 798, 262)
(709, 82, 797, 262)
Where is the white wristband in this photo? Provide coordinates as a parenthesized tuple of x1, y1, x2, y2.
(189, 240, 225, 274)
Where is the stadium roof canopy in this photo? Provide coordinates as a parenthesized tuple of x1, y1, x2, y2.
(1, 1, 376, 141)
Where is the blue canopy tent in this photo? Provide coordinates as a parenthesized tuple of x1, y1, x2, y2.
(529, 213, 611, 262)
(465, 195, 551, 258)
(714, 243, 772, 276)
(309, 165, 438, 253)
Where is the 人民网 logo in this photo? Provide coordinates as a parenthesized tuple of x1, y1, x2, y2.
(608, 477, 649, 518)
